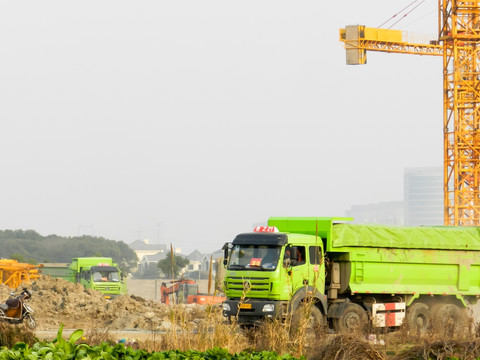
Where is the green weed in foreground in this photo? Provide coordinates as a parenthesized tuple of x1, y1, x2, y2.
(0, 325, 304, 360)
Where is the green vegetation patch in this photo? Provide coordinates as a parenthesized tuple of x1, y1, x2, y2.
(0, 326, 303, 360)
(1, 229, 137, 272)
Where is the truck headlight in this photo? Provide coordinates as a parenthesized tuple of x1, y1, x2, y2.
(262, 304, 275, 312)
(223, 303, 231, 312)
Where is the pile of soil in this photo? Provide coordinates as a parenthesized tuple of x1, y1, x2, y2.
(0, 276, 189, 331)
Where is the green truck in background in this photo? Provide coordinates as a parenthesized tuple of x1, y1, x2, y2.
(41, 257, 126, 299)
(222, 217, 480, 334)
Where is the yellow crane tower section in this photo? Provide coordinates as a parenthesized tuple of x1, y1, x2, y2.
(0, 259, 41, 289)
(339, 0, 480, 226)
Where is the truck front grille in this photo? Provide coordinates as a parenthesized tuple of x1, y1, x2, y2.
(226, 276, 270, 297)
(94, 285, 121, 292)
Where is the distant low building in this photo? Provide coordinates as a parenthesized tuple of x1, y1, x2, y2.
(128, 239, 224, 280)
(185, 250, 204, 273)
(128, 239, 167, 263)
(137, 252, 168, 278)
(345, 167, 443, 227)
(346, 201, 404, 225)
(182, 249, 224, 280)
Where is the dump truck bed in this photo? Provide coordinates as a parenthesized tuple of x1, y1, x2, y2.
(41, 263, 75, 282)
(331, 246, 480, 297)
(268, 217, 480, 300)
(332, 223, 480, 250)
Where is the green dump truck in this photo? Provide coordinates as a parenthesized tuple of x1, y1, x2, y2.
(41, 257, 126, 299)
(222, 217, 480, 334)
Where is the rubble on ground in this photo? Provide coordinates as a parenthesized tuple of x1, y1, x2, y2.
(0, 276, 201, 331)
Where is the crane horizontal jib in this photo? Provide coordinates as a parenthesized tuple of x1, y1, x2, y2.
(339, 26, 403, 43)
(339, 25, 442, 64)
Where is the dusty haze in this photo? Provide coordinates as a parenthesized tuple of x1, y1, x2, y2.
(0, 1, 441, 253)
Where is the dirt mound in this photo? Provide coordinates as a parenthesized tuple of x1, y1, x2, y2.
(0, 277, 176, 330)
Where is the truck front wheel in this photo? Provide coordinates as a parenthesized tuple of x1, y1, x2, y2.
(406, 302, 431, 336)
(333, 302, 367, 334)
(291, 303, 326, 340)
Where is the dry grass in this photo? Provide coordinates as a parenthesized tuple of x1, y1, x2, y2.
(127, 301, 373, 359)
(308, 334, 384, 360)
(139, 304, 250, 353)
(242, 318, 292, 355)
(0, 323, 36, 348)
(392, 339, 480, 360)
(54, 304, 480, 359)
(82, 320, 116, 346)
(131, 302, 324, 357)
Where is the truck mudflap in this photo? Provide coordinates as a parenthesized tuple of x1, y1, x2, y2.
(222, 299, 288, 325)
(327, 299, 350, 319)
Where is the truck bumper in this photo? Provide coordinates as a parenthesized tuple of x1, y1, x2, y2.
(222, 299, 288, 325)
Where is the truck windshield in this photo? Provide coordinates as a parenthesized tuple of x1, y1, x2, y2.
(92, 271, 120, 282)
(228, 244, 281, 271)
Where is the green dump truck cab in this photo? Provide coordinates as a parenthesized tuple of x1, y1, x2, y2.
(70, 257, 126, 299)
(42, 257, 126, 299)
(222, 217, 480, 334)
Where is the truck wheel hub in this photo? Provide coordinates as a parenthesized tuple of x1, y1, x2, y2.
(345, 313, 360, 329)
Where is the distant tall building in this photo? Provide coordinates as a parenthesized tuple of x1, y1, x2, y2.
(404, 167, 443, 226)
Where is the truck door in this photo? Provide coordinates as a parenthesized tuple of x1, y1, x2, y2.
(308, 246, 325, 292)
(284, 245, 309, 295)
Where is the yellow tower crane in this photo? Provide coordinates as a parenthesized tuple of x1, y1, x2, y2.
(340, 0, 480, 226)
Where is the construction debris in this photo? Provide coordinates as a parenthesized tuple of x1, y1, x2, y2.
(0, 276, 200, 331)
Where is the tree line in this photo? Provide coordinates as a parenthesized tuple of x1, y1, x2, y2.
(0, 229, 138, 272)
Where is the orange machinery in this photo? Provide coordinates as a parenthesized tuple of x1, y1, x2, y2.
(0, 259, 41, 289)
(160, 278, 225, 305)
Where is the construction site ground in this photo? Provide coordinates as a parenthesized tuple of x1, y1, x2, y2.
(4, 276, 480, 346)
(0, 276, 213, 343)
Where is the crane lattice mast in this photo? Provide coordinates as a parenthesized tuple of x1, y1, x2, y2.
(441, 0, 480, 225)
(340, 0, 480, 226)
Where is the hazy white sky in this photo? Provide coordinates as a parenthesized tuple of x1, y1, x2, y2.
(0, 1, 442, 254)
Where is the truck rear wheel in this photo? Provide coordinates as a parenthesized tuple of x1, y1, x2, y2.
(406, 302, 431, 335)
(291, 303, 326, 340)
(432, 303, 464, 338)
(333, 302, 367, 334)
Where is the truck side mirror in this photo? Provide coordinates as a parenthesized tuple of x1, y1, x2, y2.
(222, 242, 230, 267)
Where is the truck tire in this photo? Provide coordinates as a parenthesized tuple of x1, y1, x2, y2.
(291, 303, 326, 340)
(406, 302, 431, 335)
(333, 302, 367, 334)
(432, 303, 464, 338)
